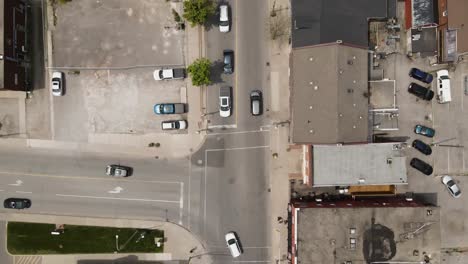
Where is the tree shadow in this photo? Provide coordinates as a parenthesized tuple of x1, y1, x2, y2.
(210, 60, 225, 84)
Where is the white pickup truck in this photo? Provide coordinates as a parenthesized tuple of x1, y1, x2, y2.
(153, 68, 185, 80)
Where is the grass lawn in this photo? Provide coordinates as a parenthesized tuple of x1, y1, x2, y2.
(7, 222, 164, 254)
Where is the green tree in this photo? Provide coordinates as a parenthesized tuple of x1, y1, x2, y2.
(183, 0, 216, 27)
(187, 58, 212, 86)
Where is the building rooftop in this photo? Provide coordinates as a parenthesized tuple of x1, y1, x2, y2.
(291, 43, 369, 144)
(448, 0, 468, 53)
(312, 143, 407, 186)
(295, 205, 441, 264)
(291, 0, 393, 48)
(412, 0, 437, 28)
(411, 27, 438, 57)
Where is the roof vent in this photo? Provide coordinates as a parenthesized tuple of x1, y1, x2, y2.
(336, 40, 343, 44)
(309, 57, 314, 61)
(358, 178, 365, 184)
(314, 85, 319, 90)
(347, 60, 354, 65)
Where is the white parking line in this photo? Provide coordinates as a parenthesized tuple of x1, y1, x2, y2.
(206, 146, 270, 152)
(207, 129, 270, 136)
(207, 124, 237, 129)
(55, 194, 179, 203)
(179, 182, 184, 225)
(15, 191, 32, 194)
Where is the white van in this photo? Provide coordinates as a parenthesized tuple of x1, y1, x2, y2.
(219, 5, 230, 33)
(436, 70, 451, 103)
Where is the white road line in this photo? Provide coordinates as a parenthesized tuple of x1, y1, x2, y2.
(0, 190, 4, 192)
(188, 158, 192, 230)
(203, 149, 208, 236)
(207, 129, 270, 136)
(206, 145, 270, 152)
(16, 191, 32, 194)
(55, 194, 179, 203)
(179, 182, 184, 225)
(233, 261, 272, 263)
(207, 124, 237, 129)
(0, 171, 181, 184)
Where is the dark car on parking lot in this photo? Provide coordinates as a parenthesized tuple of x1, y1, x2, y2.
(250, 90, 263, 116)
(410, 158, 433, 175)
(409, 68, 433, 84)
(414, 124, 435, 138)
(4, 198, 31, 209)
(412, 139, 432, 155)
(223, 50, 234, 74)
(408, 82, 434, 101)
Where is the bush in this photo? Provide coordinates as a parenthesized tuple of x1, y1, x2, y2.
(183, 0, 216, 27)
(187, 58, 212, 86)
(172, 9, 182, 23)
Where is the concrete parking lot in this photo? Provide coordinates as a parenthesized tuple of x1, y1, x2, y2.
(379, 53, 468, 251)
(51, 0, 184, 68)
(48, 0, 188, 142)
(52, 68, 187, 142)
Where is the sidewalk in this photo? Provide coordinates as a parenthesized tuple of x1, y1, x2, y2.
(0, 213, 208, 264)
(267, 0, 292, 262)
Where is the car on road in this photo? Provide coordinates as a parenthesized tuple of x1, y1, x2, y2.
(408, 82, 434, 101)
(436, 69, 451, 103)
(441, 175, 461, 198)
(51, 71, 64, 96)
(410, 158, 433, 175)
(4, 198, 31, 209)
(250, 90, 263, 116)
(219, 4, 230, 33)
(225, 232, 242, 258)
(162, 120, 187, 130)
(106, 164, 132, 177)
(153, 68, 185, 80)
(219, 86, 232, 117)
(409, 68, 433, 84)
(412, 139, 432, 155)
(414, 124, 435, 138)
(154, 103, 186, 115)
(223, 50, 234, 74)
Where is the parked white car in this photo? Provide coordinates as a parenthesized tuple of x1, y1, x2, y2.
(51, 71, 64, 96)
(219, 5, 230, 33)
(161, 120, 187, 130)
(441, 175, 461, 198)
(225, 232, 242, 258)
(219, 86, 232, 117)
(436, 70, 451, 103)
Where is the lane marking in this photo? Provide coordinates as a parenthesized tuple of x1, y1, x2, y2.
(108, 186, 123, 194)
(207, 129, 270, 136)
(206, 145, 270, 152)
(188, 158, 192, 229)
(15, 191, 32, 194)
(55, 194, 180, 204)
(8, 180, 23, 186)
(0, 171, 181, 184)
(233, 261, 272, 263)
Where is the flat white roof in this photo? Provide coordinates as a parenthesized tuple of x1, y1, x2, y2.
(313, 143, 407, 186)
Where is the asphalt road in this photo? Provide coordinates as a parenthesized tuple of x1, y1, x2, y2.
(206, 0, 270, 132)
(0, 146, 190, 224)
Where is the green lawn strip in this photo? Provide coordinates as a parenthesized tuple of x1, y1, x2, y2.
(7, 222, 164, 254)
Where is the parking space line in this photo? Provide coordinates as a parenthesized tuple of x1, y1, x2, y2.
(16, 191, 32, 194)
(208, 124, 237, 129)
(179, 182, 184, 225)
(56, 194, 180, 203)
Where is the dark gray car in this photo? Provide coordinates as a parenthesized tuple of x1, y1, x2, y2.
(223, 50, 234, 74)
